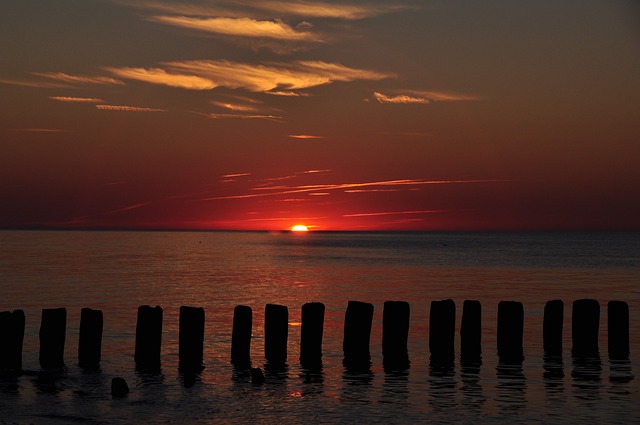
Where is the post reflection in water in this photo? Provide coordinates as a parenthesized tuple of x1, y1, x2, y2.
(380, 370, 409, 405)
(460, 360, 485, 413)
(299, 365, 324, 398)
(571, 354, 602, 403)
(428, 359, 457, 411)
(543, 355, 565, 408)
(495, 361, 526, 413)
(341, 366, 374, 404)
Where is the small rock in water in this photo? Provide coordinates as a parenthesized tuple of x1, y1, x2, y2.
(250, 367, 265, 385)
(111, 377, 129, 397)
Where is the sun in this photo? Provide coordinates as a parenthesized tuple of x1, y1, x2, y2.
(291, 224, 309, 232)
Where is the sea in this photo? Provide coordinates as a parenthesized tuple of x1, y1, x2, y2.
(0, 230, 638, 423)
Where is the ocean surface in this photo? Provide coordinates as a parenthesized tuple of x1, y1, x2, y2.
(0, 230, 638, 423)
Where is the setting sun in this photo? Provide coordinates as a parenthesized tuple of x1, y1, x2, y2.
(291, 225, 309, 232)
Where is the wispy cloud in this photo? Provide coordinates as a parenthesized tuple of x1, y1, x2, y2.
(205, 178, 506, 200)
(222, 173, 252, 178)
(151, 16, 321, 41)
(106, 67, 216, 90)
(34, 72, 124, 86)
(210, 100, 259, 112)
(96, 104, 167, 112)
(254, 1, 413, 20)
(0, 78, 69, 89)
(374, 90, 480, 104)
(11, 128, 70, 133)
(50, 96, 104, 103)
(373, 92, 429, 104)
(344, 209, 446, 217)
(108, 60, 392, 94)
(289, 134, 325, 139)
(207, 113, 282, 120)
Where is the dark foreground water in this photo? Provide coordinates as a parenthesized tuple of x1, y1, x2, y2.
(1, 230, 639, 423)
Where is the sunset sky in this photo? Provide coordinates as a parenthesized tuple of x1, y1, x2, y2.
(1, 0, 639, 231)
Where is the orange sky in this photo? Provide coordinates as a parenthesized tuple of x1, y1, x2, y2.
(1, 0, 639, 231)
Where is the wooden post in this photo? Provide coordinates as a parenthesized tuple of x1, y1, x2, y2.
(430, 299, 456, 364)
(39, 308, 67, 369)
(608, 300, 629, 360)
(265, 304, 288, 366)
(543, 300, 563, 356)
(497, 301, 524, 363)
(300, 302, 324, 367)
(78, 308, 103, 370)
(572, 299, 599, 357)
(460, 300, 481, 363)
(343, 300, 374, 368)
(0, 309, 25, 371)
(231, 305, 252, 367)
(382, 301, 410, 370)
(179, 306, 205, 372)
(135, 305, 163, 370)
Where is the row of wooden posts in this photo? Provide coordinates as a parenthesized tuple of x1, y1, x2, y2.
(0, 299, 631, 375)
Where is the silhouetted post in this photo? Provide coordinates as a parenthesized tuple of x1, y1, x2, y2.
(543, 300, 563, 356)
(179, 306, 205, 372)
(430, 299, 456, 364)
(572, 299, 599, 357)
(300, 302, 324, 367)
(608, 301, 629, 360)
(135, 305, 163, 370)
(231, 305, 252, 367)
(39, 308, 67, 369)
(0, 310, 25, 371)
(382, 301, 410, 370)
(78, 308, 103, 370)
(343, 300, 374, 368)
(460, 300, 482, 363)
(497, 301, 524, 363)
(265, 304, 288, 366)
(111, 377, 129, 397)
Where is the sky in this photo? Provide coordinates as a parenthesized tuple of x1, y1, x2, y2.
(1, 0, 639, 231)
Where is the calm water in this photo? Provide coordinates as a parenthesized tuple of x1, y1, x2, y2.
(0, 230, 639, 423)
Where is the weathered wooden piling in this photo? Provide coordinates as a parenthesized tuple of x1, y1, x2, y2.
(179, 306, 205, 372)
(343, 300, 374, 368)
(572, 299, 599, 357)
(382, 301, 410, 370)
(543, 300, 564, 356)
(0, 309, 25, 371)
(460, 300, 482, 363)
(430, 299, 456, 363)
(265, 304, 288, 365)
(231, 305, 252, 367)
(39, 308, 67, 369)
(134, 305, 163, 370)
(497, 301, 524, 363)
(78, 308, 103, 369)
(608, 300, 629, 360)
(300, 302, 325, 367)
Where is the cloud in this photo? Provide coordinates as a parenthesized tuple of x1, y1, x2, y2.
(344, 209, 446, 217)
(0, 78, 69, 89)
(373, 92, 429, 104)
(266, 91, 310, 97)
(151, 16, 321, 41)
(106, 67, 216, 90)
(254, 1, 412, 20)
(11, 128, 70, 133)
(210, 100, 258, 112)
(207, 113, 282, 120)
(374, 90, 481, 104)
(96, 104, 167, 112)
(289, 134, 325, 139)
(50, 96, 104, 103)
(204, 178, 507, 200)
(33, 72, 124, 86)
(107, 59, 392, 94)
(222, 173, 252, 178)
